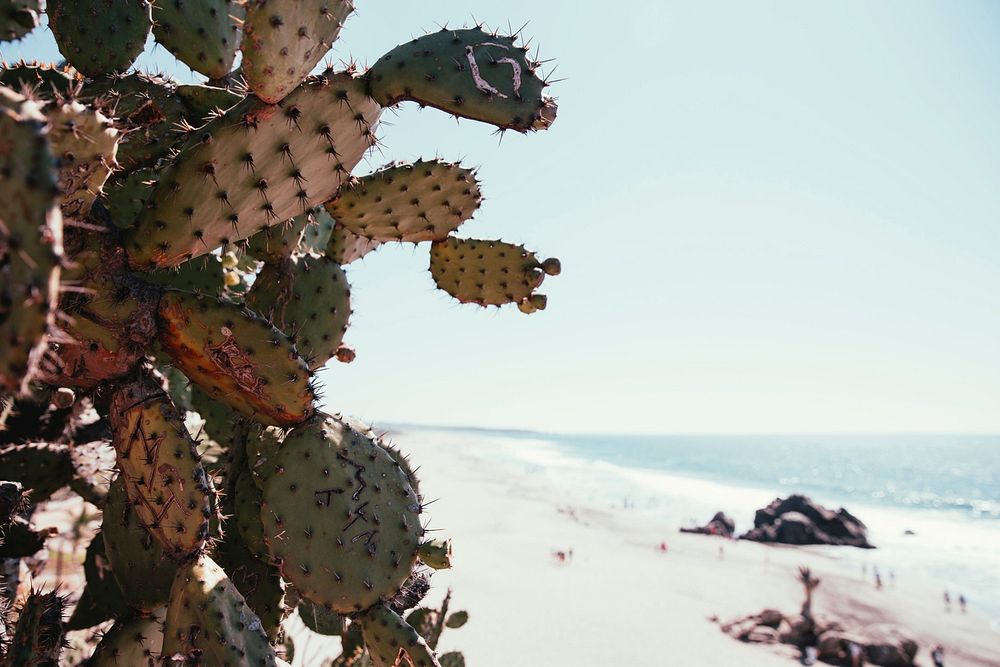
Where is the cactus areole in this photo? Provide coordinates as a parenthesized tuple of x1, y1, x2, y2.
(0, 5, 561, 665)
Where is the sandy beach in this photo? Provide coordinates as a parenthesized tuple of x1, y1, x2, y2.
(22, 427, 998, 667)
(367, 428, 1000, 667)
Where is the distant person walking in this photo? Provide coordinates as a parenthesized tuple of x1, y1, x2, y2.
(931, 644, 945, 667)
(944, 590, 951, 612)
(958, 594, 967, 613)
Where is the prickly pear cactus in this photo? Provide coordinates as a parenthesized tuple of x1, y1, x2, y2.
(0, 7, 561, 666)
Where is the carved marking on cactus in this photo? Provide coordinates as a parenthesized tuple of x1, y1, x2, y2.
(336, 452, 367, 501)
(315, 487, 345, 507)
(342, 500, 370, 532)
(465, 42, 523, 98)
(205, 333, 264, 396)
(158, 463, 190, 517)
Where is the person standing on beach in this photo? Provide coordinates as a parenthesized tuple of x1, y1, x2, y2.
(944, 590, 951, 612)
(958, 594, 966, 613)
(848, 641, 864, 667)
(931, 644, 945, 667)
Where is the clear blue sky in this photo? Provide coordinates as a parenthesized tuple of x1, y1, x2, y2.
(5, 1, 999, 434)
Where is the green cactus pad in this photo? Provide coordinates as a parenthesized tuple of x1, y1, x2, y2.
(162, 554, 278, 667)
(325, 221, 381, 265)
(157, 290, 316, 427)
(0, 86, 62, 395)
(102, 476, 179, 611)
(151, 0, 245, 79)
(124, 70, 382, 270)
(108, 372, 213, 558)
(189, 384, 240, 448)
(0, 60, 77, 96)
(232, 464, 268, 560)
(429, 237, 557, 312)
(359, 603, 441, 667)
(46, 100, 120, 217)
(0, 442, 73, 502)
(247, 425, 283, 491)
(3, 590, 66, 666)
(89, 609, 165, 667)
(144, 254, 227, 297)
(104, 167, 156, 229)
(368, 27, 557, 133)
(246, 254, 351, 370)
(68, 439, 116, 507)
(0, 516, 46, 559)
(175, 83, 243, 117)
(259, 415, 423, 614)
(242, 0, 354, 103)
(66, 532, 129, 630)
(48, 0, 152, 77)
(297, 597, 344, 636)
(245, 207, 333, 264)
(324, 160, 482, 243)
(215, 522, 287, 641)
(0, 1, 40, 42)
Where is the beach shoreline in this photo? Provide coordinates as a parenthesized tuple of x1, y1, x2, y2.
(389, 427, 1000, 667)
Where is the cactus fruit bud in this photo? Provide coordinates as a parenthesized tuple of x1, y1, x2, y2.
(418, 539, 453, 570)
(51, 387, 75, 409)
(541, 257, 562, 276)
(517, 294, 547, 315)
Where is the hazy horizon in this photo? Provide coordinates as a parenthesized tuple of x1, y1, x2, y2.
(6, 1, 998, 434)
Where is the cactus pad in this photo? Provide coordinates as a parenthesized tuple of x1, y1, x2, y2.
(162, 554, 277, 667)
(67, 531, 128, 630)
(246, 254, 351, 370)
(259, 415, 423, 613)
(89, 609, 164, 667)
(3, 590, 66, 667)
(48, 0, 152, 77)
(151, 0, 245, 79)
(0, 60, 77, 96)
(125, 71, 381, 269)
(429, 237, 557, 313)
(368, 27, 557, 133)
(144, 254, 227, 297)
(46, 100, 120, 217)
(0, 1, 40, 42)
(108, 372, 213, 558)
(157, 290, 316, 426)
(417, 538, 453, 570)
(0, 86, 62, 394)
(325, 221, 382, 265)
(0, 442, 73, 502)
(325, 160, 481, 243)
(102, 476, 179, 611)
(242, 0, 355, 103)
(359, 603, 441, 667)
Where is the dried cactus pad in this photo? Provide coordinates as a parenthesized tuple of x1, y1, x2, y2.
(260, 415, 423, 614)
(367, 27, 557, 132)
(325, 159, 481, 243)
(242, 0, 355, 104)
(47, 0, 152, 77)
(124, 71, 382, 270)
(109, 372, 213, 558)
(428, 237, 559, 313)
(156, 290, 316, 427)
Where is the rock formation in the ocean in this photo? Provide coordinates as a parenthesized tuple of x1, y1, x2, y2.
(680, 511, 736, 538)
(739, 494, 873, 548)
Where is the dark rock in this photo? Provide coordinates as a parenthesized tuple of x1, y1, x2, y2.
(740, 494, 873, 548)
(680, 511, 736, 538)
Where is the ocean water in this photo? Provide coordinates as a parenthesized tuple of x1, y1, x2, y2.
(397, 427, 1000, 626)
